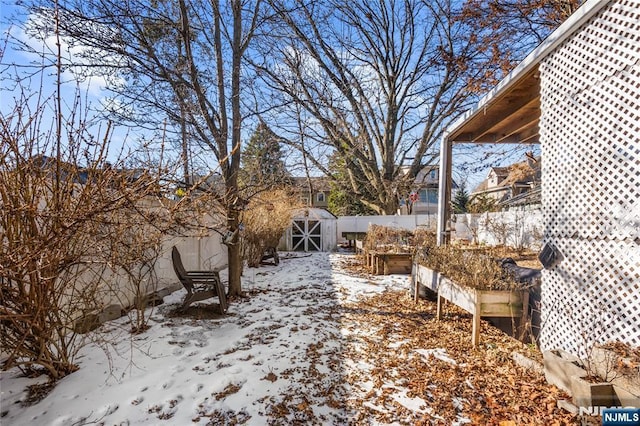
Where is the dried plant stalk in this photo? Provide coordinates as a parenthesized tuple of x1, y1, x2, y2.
(416, 244, 519, 291)
(241, 190, 300, 267)
(364, 224, 414, 254)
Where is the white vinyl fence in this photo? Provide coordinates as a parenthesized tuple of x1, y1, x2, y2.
(336, 214, 437, 241)
(452, 210, 544, 251)
(336, 211, 543, 251)
(73, 230, 227, 328)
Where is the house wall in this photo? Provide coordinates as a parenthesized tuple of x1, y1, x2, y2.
(537, 0, 640, 357)
(488, 170, 501, 187)
(313, 191, 330, 208)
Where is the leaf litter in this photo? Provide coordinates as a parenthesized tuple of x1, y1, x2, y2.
(1, 252, 583, 425)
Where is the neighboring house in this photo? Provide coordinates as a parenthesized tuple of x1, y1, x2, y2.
(399, 166, 441, 215)
(293, 169, 442, 215)
(471, 155, 541, 207)
(292, 176, 332, 209)
(412, 166, 440, 215)
(438, 0, 640, 361)
(470, 167, 510, 202)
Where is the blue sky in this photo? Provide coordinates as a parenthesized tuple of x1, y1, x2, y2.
(1, 0, 538, 189)
(1, 1, 148, 166)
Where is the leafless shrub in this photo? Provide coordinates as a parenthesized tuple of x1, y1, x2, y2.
(481, 213, 512, 247)
(482, 210, 532, 254)
(416, 245, 518, 291)
(413, 228, 437, 249)
(364, 225, 414, 254)
(0, 86, 195, 380)
(241, 190, 299, 267)
(101, 199, 167, 334)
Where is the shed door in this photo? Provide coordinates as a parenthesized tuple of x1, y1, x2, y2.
(291, 219, 322, 252)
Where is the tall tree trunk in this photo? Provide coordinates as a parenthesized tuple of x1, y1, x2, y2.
(226, 0, 244, 296)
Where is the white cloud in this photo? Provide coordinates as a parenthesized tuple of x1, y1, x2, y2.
(10, 10, 124, 98)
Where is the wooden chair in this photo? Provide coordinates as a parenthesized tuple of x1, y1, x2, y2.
(171, 246, 228, 314)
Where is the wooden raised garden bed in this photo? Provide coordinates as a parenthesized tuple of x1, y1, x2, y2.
(362, 247, 413, 275)
(413, 262, 529, 346)
(360, 224, 415, 275)
(371, 251, 413, 275)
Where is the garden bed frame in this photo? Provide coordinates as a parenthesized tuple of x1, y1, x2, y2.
(362, 248, 413, 275)
(412, 262, 529, 346)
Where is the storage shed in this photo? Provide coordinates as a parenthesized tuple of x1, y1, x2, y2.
(437, 0, 640, 357)
(280, 208, 337, 252)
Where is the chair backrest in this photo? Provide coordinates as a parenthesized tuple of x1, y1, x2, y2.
(171, 246, 187, 280)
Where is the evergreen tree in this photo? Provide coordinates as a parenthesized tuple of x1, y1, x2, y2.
(452, 183, 471, 214)
(241, 121, 291, 189)
(326, 153, 376, 216)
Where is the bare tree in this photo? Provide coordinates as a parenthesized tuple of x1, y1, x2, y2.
(0, 83, 174, 380)
(0, 0, 221, 379)
(29, 0, 265, 296)
(253, 0, 498, 214)
(461, 0, 583, 71)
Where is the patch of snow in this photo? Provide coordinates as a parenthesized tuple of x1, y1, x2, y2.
(415, 348, 458, 365)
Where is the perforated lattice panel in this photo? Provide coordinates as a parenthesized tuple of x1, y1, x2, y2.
(538, 0, 640, 357)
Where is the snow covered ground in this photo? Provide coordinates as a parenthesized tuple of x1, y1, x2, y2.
(1, 251, 578, 425)
(1, 252, 421, 425)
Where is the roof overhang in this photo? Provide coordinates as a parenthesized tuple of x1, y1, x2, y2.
(449, 67, 541, 144)
(445, 0, 610, 145)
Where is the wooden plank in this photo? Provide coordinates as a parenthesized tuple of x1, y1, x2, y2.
(412, 263, 419, 302)
(374, 254, 383, 275)
(479, 302, 523, 317)
(472, 307, 481, 347)
(365, 251, 374, 270)
(517, 290, 530, 340)
(383, 257, 412, 274)
(479, 291, 521, 303)
(414, 264, 441, 293)
(438, 279, 477, 314)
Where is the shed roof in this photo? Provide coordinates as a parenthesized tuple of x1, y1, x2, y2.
(445, 0, 609, 144)
(291, 207, 337, 220)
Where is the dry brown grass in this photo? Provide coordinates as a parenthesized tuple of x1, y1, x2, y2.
(364, 224, 414, 253)
(241, 190, 301, 267)
(416, 245, 521, 291)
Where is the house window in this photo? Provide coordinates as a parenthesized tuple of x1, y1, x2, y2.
(419, 189, 438, 204)
(430, 170, 437, 179)
(316, 192, 325, 203)
(427, 189, 438, 204)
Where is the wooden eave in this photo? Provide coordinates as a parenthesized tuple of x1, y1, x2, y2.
(445, 0, 609, 146)
(449, 68, 541, 144)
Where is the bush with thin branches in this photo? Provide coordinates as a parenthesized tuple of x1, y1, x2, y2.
(0, 85, 200, 379)
(241, 190, 299, 267)
(364, 224, 414, 254)
(416, 244, 519, 291)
